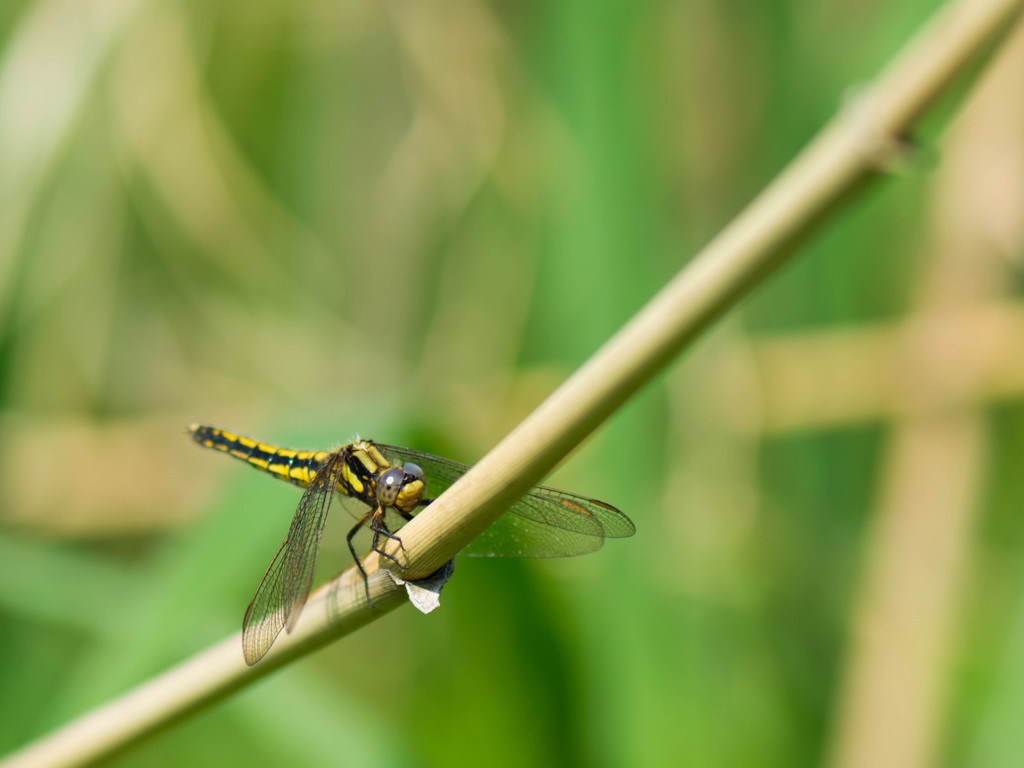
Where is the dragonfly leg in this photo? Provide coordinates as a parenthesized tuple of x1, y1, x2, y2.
(370, 507, 407, 568)
(346, 511, 374, 606)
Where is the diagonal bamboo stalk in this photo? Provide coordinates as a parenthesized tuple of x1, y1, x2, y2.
(4, 0, 1023, 766)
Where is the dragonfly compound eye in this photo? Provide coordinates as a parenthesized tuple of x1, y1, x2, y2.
(394, 463, 426, 513)
(376, 466, 405, 506)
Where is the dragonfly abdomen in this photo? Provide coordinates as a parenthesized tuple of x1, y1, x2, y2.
(189, 425, 328, 488)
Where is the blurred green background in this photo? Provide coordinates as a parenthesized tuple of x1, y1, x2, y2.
(2, 0, 1024, 766)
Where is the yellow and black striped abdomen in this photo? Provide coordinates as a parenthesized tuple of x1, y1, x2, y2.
(189, 425, 330, 488)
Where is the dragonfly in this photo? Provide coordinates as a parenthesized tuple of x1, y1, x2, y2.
(189, 424, 635, 664)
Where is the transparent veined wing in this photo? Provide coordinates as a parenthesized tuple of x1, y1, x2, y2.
(379, 445, 635, 558)
(242, 451, 346, 665)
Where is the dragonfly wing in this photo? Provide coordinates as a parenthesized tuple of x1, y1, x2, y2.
(522, 486, 636, 539)
(334, 492, 376, 522)
(460, 508, 605, 557)
(281, 453, 345, 632)
(379, 445, 634, 558)
(242, 538, 288, 665)
(242, 452, 345, 665)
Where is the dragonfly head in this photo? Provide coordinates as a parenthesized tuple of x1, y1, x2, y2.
(376, 462, 426, 513)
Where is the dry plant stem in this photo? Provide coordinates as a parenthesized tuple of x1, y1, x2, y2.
(4, 1, 1022, 767)
(827, 15, 1024, 767)
(711, 299, 1024, 434)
